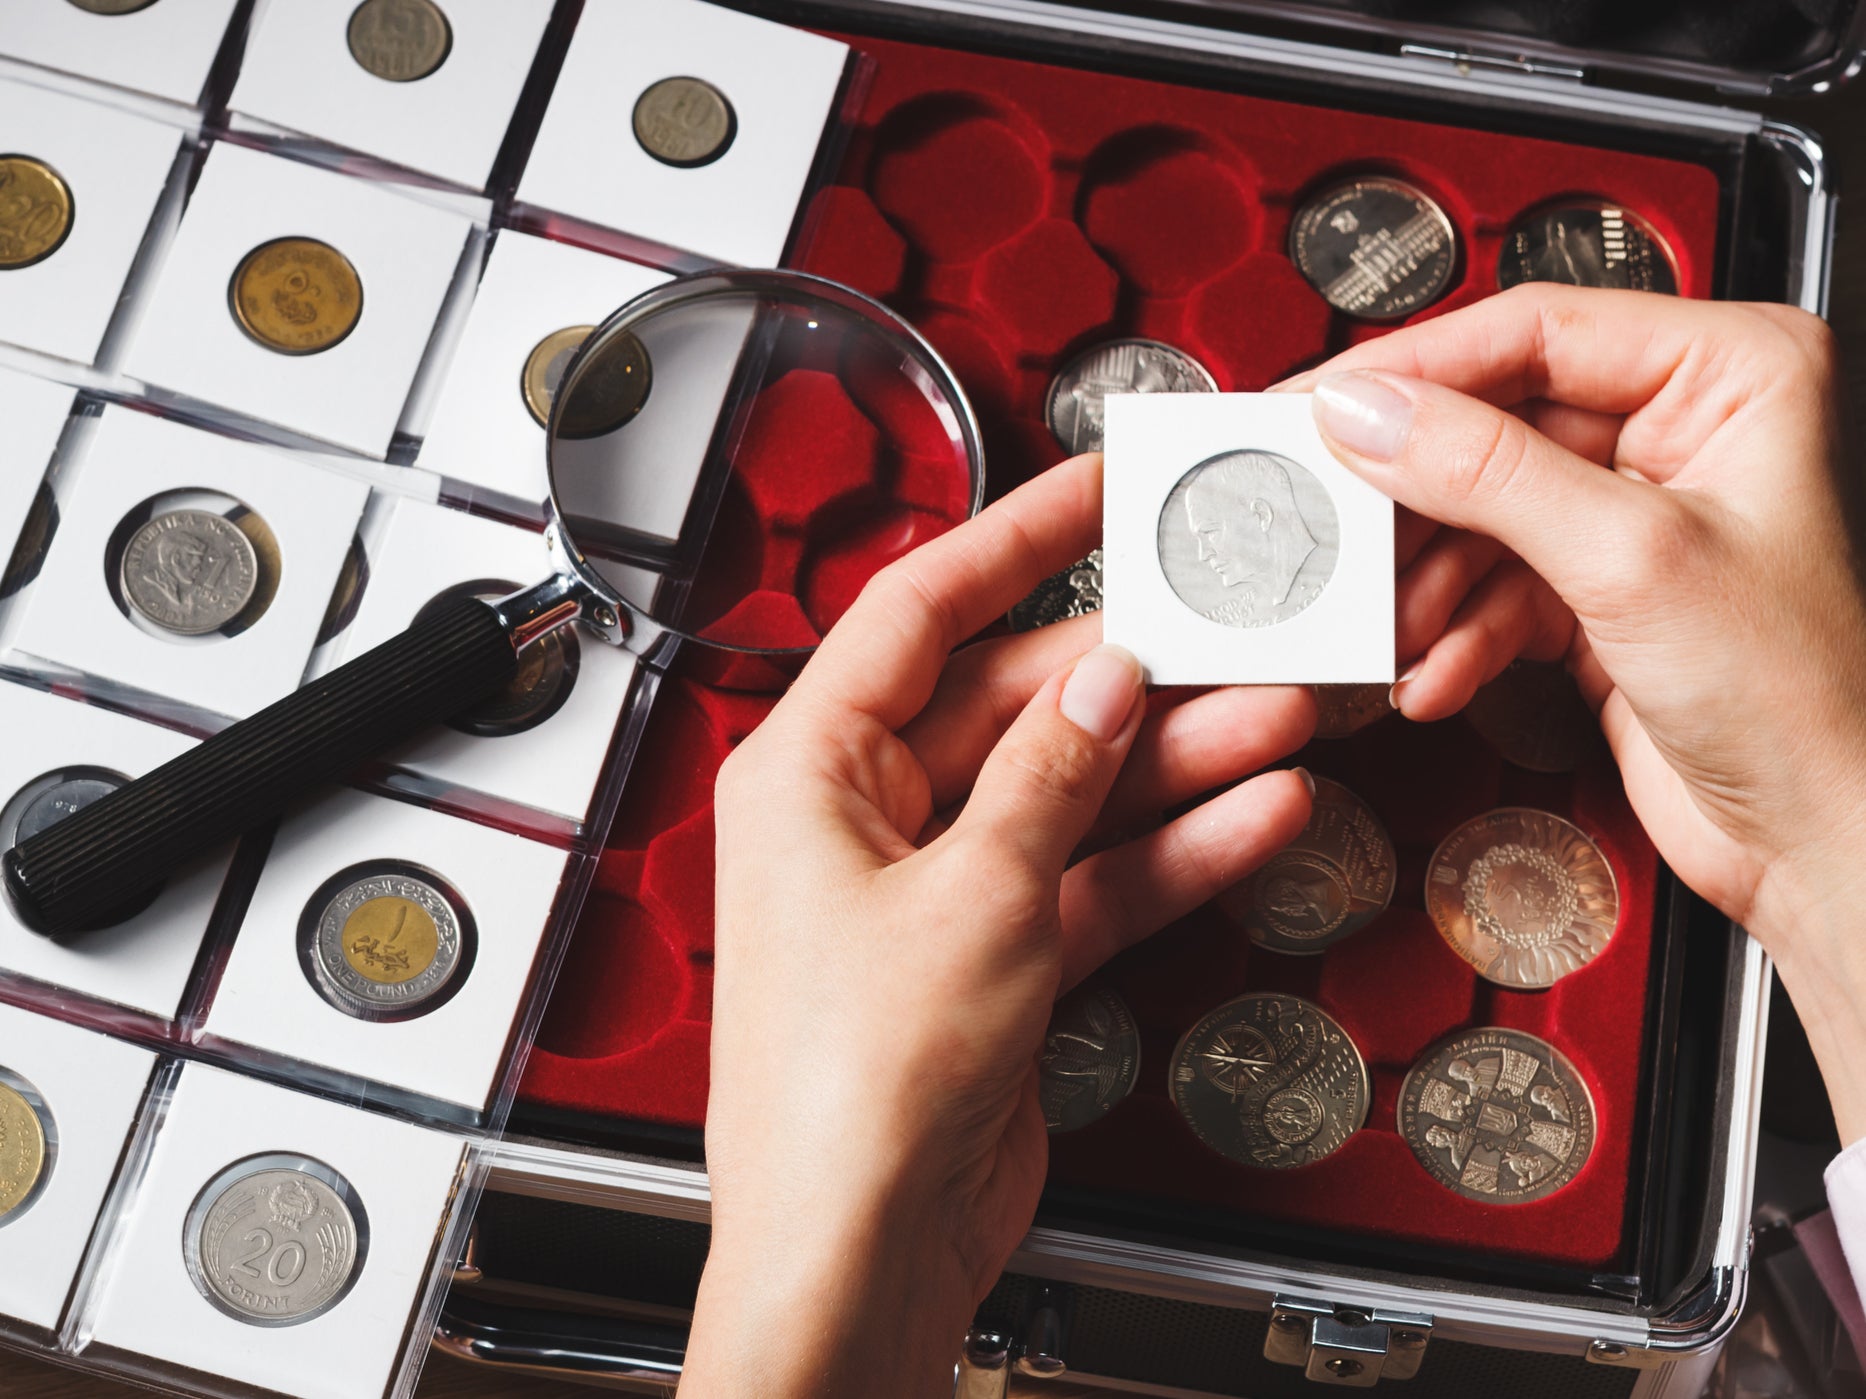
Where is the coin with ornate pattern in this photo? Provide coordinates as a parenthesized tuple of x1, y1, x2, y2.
(1399, 1027, 1596, 1204)
(347, 0, 452, 82)
(1312, 683, 1391, 740)
(1291, 177, 1457, 321)
(0, 1075, 49, 1223)
(1225, 778, 1394, 954)
(1045, 338, 1217, 456)
(633, 77, 737, 169)
(1498, 203, 1677, 295)
(187, 1156, 366, 1325)
(307, 869, 466, 1019)
(1170, 993, 1368, 1169)
(1008, 549, 1103, 632)
(121, 509, 260, 637)
(1040, 986, 1140, 1134)
(0, 156, 74, 271)
(1463, 660, 1604, 774)
(230, 237, 364, 356)
(1427, 808, 1619, 989)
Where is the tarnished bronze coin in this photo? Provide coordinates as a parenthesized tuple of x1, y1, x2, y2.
(1224, 778, 1395, 955)
(1427, 808, 1618, 989)
(0, 156, 74, 271)
(1008, 549, 1102, 632)
(1290, 177, 1456, 321)
(1170, 993, 1368, 1169)
(633, 77, 737, 169)
(230, 237, 363, 356)
(521, 324, 595, 429)
(1039, 986, 1140, 1134)
(553, 329, 652, 440)
(1399, 1027, 1596, 1204)
(1463, 660, 1603, 773)
(1312, 683, 1391, 740)
(0, 1075, 49, 1222)
(347, 0, 452, 83)
(1498, 203, 1677, 295)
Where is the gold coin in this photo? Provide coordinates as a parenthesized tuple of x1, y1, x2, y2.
(1426, 808, 1619, 989)
(1312, 683, 1390, 740)
(521, 324, 595, 429)
(229, 237, 364, 356)
(633, 77, 737, 169)
(552, 329, 652, 440)
(0, 1079, 48, 1221)
(1463, 660, 1604, 773)
(340, 895, 440, 986)
(0, 156, 74, 271)
(347, 0, 453, 83)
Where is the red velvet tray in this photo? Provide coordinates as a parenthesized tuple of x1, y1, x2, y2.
(520, 26, 1721, 1273)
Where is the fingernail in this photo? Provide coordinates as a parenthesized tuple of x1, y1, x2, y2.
(1314, 372, 1414, 462)
(1389, 659, 1423, 711)
(1293, 766, 1316, 796)
(1060, 644, 1143, 742)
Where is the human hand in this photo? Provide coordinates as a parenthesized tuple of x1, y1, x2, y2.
(680, 452, 1314, 1399)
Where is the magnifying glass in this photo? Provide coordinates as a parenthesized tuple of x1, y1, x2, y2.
(6, 269, 984, 940)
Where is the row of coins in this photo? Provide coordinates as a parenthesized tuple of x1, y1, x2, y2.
(1040, 988, 1597, 1206)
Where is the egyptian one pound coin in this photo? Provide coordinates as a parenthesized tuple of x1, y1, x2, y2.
(1045, 338, 1217, 456)
(633, 77, 737, 169)
(1171, 993, 1368, 1169)
(230, 237, 363, 356)
(347, 0, 452, 82)
(1499, 203, 1677, 295)
(1227, 778, 1395, 954)
(0, 1077, 48, 1222)
(1312, 683, 1391, 740)
(310, 870, 465, 1018)
(1291, 177, 1457, 321)
(121, 509, 260, 636)
(188, 1158, 364, 1325)
(0, 156, 73, 270)
(1399, 1028, 1596, 1204)
(1039, 987, 1141, 1134)
(1008, 548, 1103, 632)
(1427, 808, 1619, 989)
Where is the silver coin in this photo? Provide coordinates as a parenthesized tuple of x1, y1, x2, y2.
(1290, 177, 1457, 321)
(633, 77, 737, 169)
(187, 1157, 365, 1326)
(15, 772, 124, 845)
(1227, 777, 1395, 954)
(309, 870, 465, 1019)
(1008, 548, 1103, 632)
(1045, 339, 1217, 455)
(1156, 449, 1338, 628)
(1040, 986, 1140, 1134)
(120, 509, 259, 637)
(347, 0, 452, 83)
(1498, 204, 1677, 295)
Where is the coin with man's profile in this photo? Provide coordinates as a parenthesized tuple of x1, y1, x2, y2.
(1223, 777, 1394, 954)
(1045, 339, 1216, 456)
(121, 509, 259, 637)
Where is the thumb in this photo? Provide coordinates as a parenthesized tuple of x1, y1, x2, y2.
(949, 645, 1145, 876)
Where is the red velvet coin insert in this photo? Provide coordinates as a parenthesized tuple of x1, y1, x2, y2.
(519, 27, 1720, 1272)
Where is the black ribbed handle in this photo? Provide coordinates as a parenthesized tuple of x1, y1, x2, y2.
(5, 595, 518, 942)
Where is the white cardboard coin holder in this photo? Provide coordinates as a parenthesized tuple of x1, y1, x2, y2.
(514, 0, 851, 269)
(416, 230, 671, 514)
(5, 407, 370, 726)
(0, 365, 73, 572)
(228, 0, 554, 193)
(0, 0, 241, 109)
(0, 681, 237, 1025)
(1102, 392, 1396, 686)
(122, 142, 477, 458)
(0, 78, 184, 368)
(0, 1002, 155, 1340)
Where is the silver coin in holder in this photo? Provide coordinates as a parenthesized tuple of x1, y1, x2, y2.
(184, 1153, 368, 1327)
(300, 864, 474, 1022)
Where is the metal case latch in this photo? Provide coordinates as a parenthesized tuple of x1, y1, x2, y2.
(1266, 1297, 1433, 1387)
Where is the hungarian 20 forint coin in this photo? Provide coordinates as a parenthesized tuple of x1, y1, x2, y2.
(1170, 993, 1368, 1169)
(347, 0, 453, 83)
(121, 509, 260, 637)
(1226, 777, 1395, 954)
(1290, 176, 1457, 321)
(1045, 338, 1217, 456)
(1039, 986, 1140, 1134)
(307, 868, 467, 1019)
(230, 237, 364, 356)
(0, 156, 74, 270)
(0, 1072, 50, 1223)
(633, 77, 737, 169)
(1427, 808, 1619, 989)
(1399, 1027, 1596, 1204)
(187, 1155, 366, 1325)
(1008, 548, 1103, 633)
(1498, 203, 1677, 295)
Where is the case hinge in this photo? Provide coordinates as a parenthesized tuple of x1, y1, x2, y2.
(1266, 1297, 1433, 1387)
(1398, 44, 1588, 84)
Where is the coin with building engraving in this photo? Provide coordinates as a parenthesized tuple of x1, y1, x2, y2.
(1498, 203, 1677, 295)
(1291, 177, 1456, 321)
(0, 156, 73, 270)
(1040, 986, 1140, 1134)
(633, 77, 737, 168)
(417, 582, 580, 735)
(1312, 683, 1391, 740)
(1226, 778, 1394, 954)
(1008, 548, 1103, 632)
(347, 0, 452, 82)
(309, 869, 465, 1018)
(230, 237, 363, 356)
(1045, 339, 1218, 456)
(1463, 660, 1604, 774)
(1399, 1028, 1596, 1204)
(0, 1075, 49, 1223)
(121, 509, 259, 637)
(188, 1156, 365, 1325)
(1427, 808, 1618, 989)
(1170, 993, 1368, 1169)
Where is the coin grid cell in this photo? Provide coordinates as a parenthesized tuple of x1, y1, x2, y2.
(297, 861, 478, 1023)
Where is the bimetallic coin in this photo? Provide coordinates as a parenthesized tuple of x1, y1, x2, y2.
(1399, 1028, 1596, 1204)
(1291, 177, 1456, 321)
(522, 324, 595, 429)
(187, 1157, 365, 1325)
(0, 156, 74, 271)
(121, 509, 260, 637)
(65, 0, 161, 11)
(347, 0, 452, 82)
(1170, 993, 1368, 1169)
(1463, 660, 1604, 774)
(554, 330, 653, 440)
(1045, 339, 1218, 455)
(1157, 449, 1338, 629)
(1427, 808, 1619, 989)
(1008, 549, 1102, 632)
(1499, 204, 1677, 295)
(1227, 778, 1395, 954)
(1040, 987, 1140, 1134)
(0, 1076, 49, 1223)
(1313, 683, 1391, 740)
(15, 770, 126, 845)
(633, 77, 737, 169)
(230, 237, 363, 356)
(310, 870, 465, 1018)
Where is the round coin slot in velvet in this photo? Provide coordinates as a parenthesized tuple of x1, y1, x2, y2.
(534, 895, 689, 1060)
(870, 94, 1047, 264)
(296, 860, 478, 1023)
(105, 489, 282, 644)
(1078, 128, 1259, 297)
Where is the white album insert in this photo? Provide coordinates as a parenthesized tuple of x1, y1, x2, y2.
(0, 0, 242, 108)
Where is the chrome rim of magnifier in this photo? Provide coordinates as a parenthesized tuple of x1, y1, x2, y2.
(539, 267, 988, 660)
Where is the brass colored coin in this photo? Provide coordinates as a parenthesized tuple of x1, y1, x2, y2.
(0, 156, 74, 271)
(1039, 987, 1140, 1134)
(230, 237, 363, 356)
(1399, 1027, 1597, 1204)
(65, 0, 161, 12)
(1463, 660, 1604, 774)
(1427, 808, 1619, 989)
(0, 1079, 47, 1222)
(553, 329, 652, 440)
(633, 77, 737, 169)
(1225, 778, 1395, 954)
(521, 324, 596, 429)
(340, 895, 440, 986)
(347, 0, 452, 83)
(309, 868, 465, 1017)
(1312, 683, 1391, 740)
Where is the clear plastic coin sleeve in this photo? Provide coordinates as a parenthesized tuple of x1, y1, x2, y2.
(0, 1, 857, 1393)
